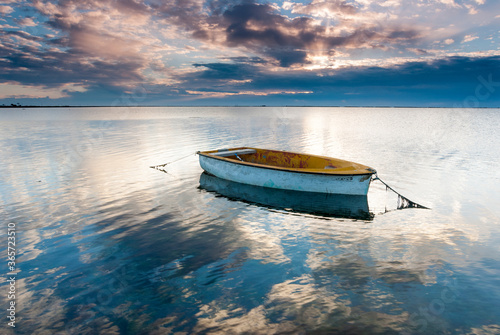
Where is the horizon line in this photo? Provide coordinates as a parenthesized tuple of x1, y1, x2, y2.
(2, 105, 500, 109)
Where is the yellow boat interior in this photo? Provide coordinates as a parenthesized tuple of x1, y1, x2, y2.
(199, 147, 376, 175)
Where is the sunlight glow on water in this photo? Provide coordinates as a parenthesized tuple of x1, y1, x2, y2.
(0, 107, 499, 334)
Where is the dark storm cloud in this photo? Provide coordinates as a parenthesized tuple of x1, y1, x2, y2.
(152, 1, 421, 67)
(220, 2, 419, 66)
(264, 48, 308, 67)
(223, 3, 298, 46)
(220, 3, 317, 66)
(258, 56, 500, 90)
(179, 56, 500, 106)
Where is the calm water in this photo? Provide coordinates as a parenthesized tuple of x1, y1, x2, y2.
(1, 107, 499, 334)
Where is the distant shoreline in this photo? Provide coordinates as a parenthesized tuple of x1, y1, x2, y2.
(1, 105, 499, 109)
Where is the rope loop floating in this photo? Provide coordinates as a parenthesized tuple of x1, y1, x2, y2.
(372, 174, 429, 210)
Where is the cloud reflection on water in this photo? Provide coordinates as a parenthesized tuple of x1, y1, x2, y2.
(0, 107, 499, 334)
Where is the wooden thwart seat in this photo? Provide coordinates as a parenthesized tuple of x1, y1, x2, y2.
(210, 149, 257, 157)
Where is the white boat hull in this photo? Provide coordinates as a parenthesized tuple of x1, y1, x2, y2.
(199, 155, 373, 195)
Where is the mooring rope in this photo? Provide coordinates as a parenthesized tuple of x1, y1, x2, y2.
(150, 152, 197, 171)
(372, 174, 429, 210)
(151, 153, 429, 210)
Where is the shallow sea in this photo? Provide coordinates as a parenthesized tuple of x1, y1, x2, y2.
(0, 107, 499, 334)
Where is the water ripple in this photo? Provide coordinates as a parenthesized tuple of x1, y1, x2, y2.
(1, 107, 499, 334)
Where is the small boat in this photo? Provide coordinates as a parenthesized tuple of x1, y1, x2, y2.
(197, 147, 376, 195)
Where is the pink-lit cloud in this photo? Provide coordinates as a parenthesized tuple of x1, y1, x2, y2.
(0, 0, 499, 105)
(0, 5, 14, 14)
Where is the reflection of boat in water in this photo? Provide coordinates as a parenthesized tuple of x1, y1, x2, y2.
(199, 172, 373, 220)
(197, 147, 376, 195)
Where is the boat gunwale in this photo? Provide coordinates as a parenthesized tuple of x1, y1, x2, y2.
(198, 147, 376, 177)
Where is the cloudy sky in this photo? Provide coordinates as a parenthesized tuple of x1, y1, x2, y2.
(1, 0, 499, 106)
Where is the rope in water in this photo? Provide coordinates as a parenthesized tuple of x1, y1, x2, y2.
(149, 152, 197, 170)
(372, 174, 429, 210)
